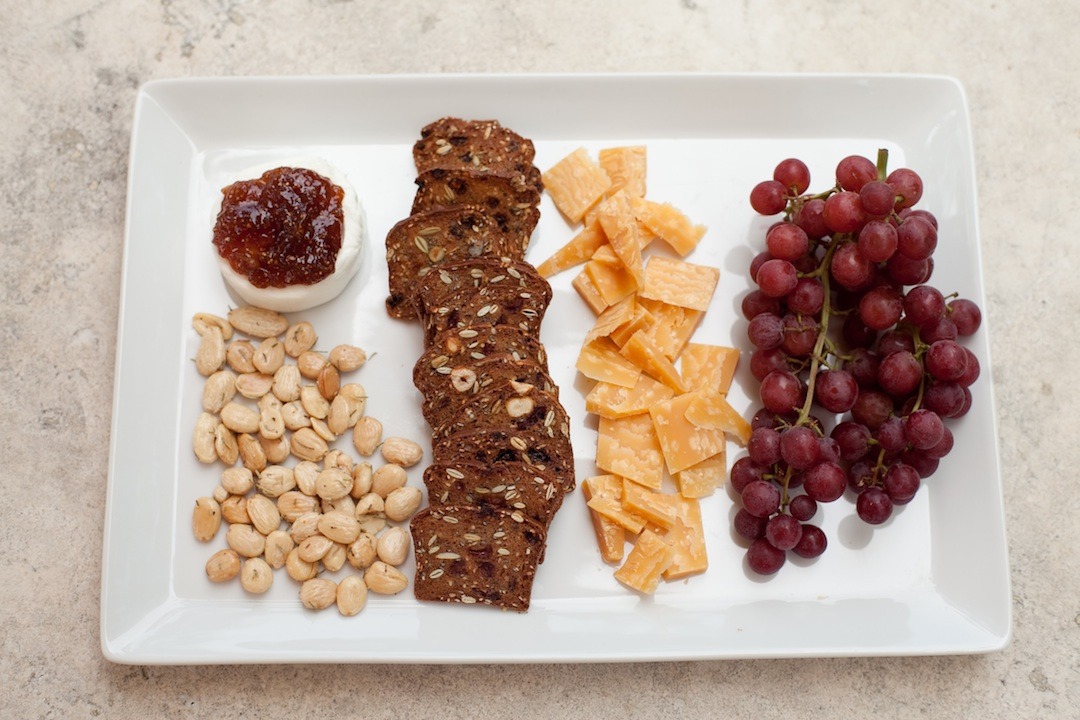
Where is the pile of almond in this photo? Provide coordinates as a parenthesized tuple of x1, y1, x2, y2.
(190, 306, 423, 616)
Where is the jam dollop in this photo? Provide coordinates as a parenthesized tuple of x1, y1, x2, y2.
(212, 167, 345, 288)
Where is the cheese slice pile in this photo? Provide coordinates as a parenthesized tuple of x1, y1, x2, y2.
(539, 146, 751, 594)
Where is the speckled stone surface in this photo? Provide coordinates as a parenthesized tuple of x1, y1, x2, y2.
(2, 1, 1078, 718)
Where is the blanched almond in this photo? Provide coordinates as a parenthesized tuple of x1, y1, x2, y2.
(364, 561, 408, 595)
(221, 467, 254, 495)
(329, 344, 367, 372)
(285, 547, 318, 582)
(299, 577, 337, 610)
(235, 372, 274, 399)
(193, 312, 233, 340)
(272, 364, 302, 402)
(205, 548, 240, 582)
(315, 467, 352, 501)
(277, 491, 319, 522)
(376, 526, 410, 566)
(384, 486, 422, 522)
(220, 402, 260, 434)
(228, 306, 288, 338)
(380, 437, 423, 468)
(237, 432, 267, 472)
(317, 510, 361, 545)
(297, 350, 328, 379)
(253, 337, 285, 375)
(300, 385, 330, 419)
(240, 557, 273, 594)
(322, 542, 347, 572)
(297, 534, 333, 562)
(203, 370, 237, 413)
(226, 523, 265, 558)
(284, 321, 317, 357)
(214, 423, 239, 465)
(352, 416, 382, 456)
(195, 326, 225, 376)
(192, 497, 221, 542)
(336, 575, 367, 616)
(347, 533, 377, 570)
(263, 530, 294, 569)
(257, 465, 296, 497)
(372, 464, 407, 498)
(290, 427, 328, 462)
(226, 340, 257, 374)
(193, 412, 219, 464)
(247, 493, 281, 535)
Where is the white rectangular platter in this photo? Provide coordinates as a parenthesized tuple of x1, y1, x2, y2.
(102, 74, 1010, 663)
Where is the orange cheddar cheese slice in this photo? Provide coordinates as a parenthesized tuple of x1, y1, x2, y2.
(649, 391, 728, 474)
(542, 147, 612, 223)
(661, 495, 708, 580)
(637, 299, 703, 360)
(582, 475, 631, 560)
(537, 219, 607, 278)
(584, 258, 637, 306)
(684, 386, 753, 446)
(634, 198, 707, 257)
(680, 343, 740, 393)
(590, 242, 623, 268)
(622, 479, 678, 530)
(639, 256, 720, 312)
(576, 337, 641, 387)
(674, 452, 726, 499)
(594, 190, 645, 288)
(621, 330, 688, 394)
(571, 269, 609, 315)
(596, 414, 665, 490)
(584, 295, 637, 345)
(599, 146, 647, 199)
(609, 304, 654, 347)
(613, 528, 674, 594)
(585, 373, 676, 419)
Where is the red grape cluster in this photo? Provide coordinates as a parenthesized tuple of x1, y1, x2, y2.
(736, 151, 983, 575)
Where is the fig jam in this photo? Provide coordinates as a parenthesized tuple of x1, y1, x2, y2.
(212, 167, 344, 288)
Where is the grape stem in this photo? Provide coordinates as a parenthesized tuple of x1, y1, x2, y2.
(876, 148, 890, 181)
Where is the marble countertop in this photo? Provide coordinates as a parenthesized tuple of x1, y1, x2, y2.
(2, 1, 1077, 717)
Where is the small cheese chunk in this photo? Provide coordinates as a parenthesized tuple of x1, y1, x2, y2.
(571, 270, 609, 315)
(637, 298, 703, 360)
(586, 495, 647, 535)
(621, 330, 688, 394)
(613, 529, 674, 594)
(633, 198, 707, 257)
(542, 147, 612, 223)
(582, 475, 627, 563)
(584, 295, 637, 345)
(680, 343, 740, 393)
(621, 479, 678, 530)
(596, 414, 665, 490)
(660, 495, 708, 580)
(585, 374, 676, 419)
(599, 146, 647, 198)
(584, 258, 637, 306)
(675, 452, 726, 498)
(649, 391, 728, 474)
(537, 219, 607, 278)
(576, 337, 642, 387)
(594, 190, 645, 288)
(639, 256, 720, 312)
(684, 386, 753, 446)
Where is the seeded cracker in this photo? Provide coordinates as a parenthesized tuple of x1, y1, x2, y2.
(384, 206, 522, 319)
(412, 167, 541, 255)
(422, 461, 564, 529)
(415, 353, 559, 431)
(410, 504, 546, 612)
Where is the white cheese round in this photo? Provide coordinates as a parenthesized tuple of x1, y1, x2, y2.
(212, 156, 365, 313)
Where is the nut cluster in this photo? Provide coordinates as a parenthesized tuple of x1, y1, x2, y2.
(191, 306, 424, 615)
